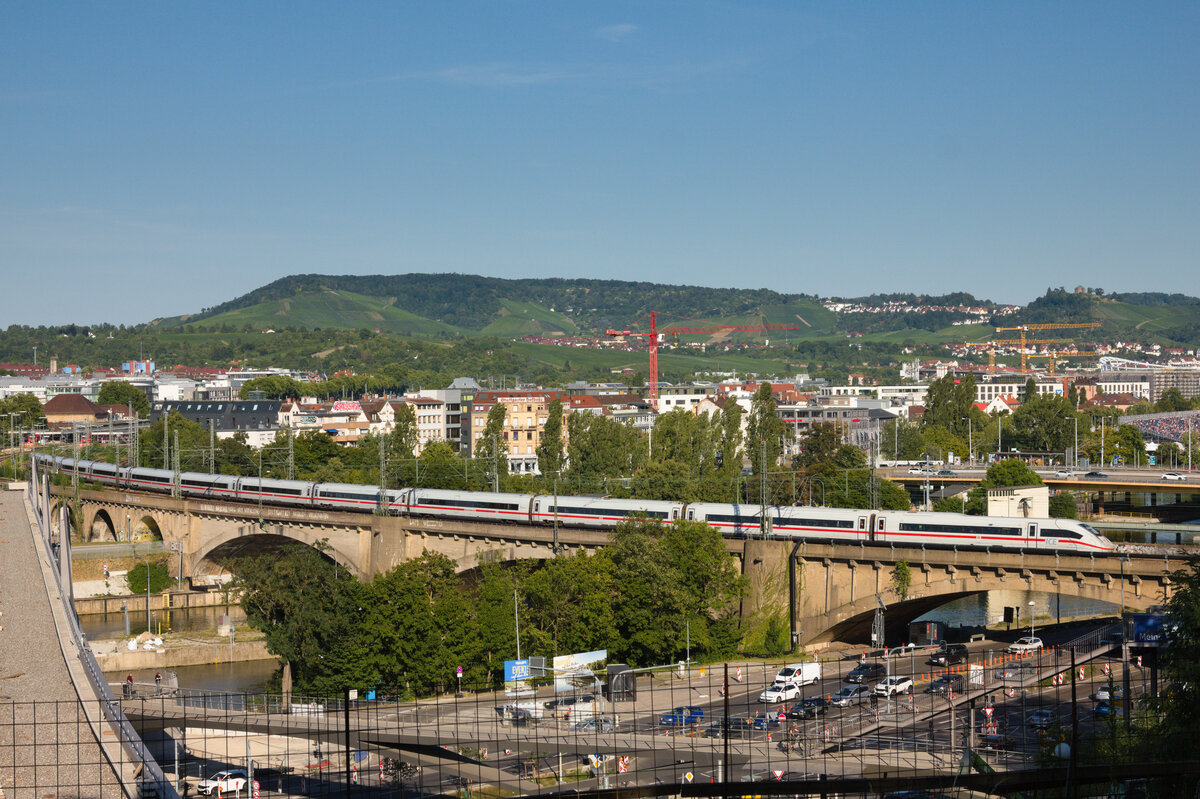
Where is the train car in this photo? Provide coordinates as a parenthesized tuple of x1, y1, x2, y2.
(683, 502, 779, 537)
(313, 482, 386, 512)
(125, 467, 176, 493)
(407, 489, 535, 522)
(178, 471, 239, 500)
(235, 476, 315, 507)
(531, 496, 684, 528)
(772, 505, 865, 542)
(870, 509, 1113, 552)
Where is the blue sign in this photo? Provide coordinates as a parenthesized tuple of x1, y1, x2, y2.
(504, 659, 531, 681)
(1132, 613, 1166, 645)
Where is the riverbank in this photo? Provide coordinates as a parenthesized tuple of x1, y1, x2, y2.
(92, 628, 277, 673)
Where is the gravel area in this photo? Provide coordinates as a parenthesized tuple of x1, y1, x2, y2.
(0, 489, 127, 798)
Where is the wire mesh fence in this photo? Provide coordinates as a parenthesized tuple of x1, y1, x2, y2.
(4, 638, 1178, 798)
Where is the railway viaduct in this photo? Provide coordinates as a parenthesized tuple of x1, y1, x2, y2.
(53, 485, 1175, 647)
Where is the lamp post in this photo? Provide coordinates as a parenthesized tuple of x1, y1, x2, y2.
(1028, 600, 1036, 641)
(1073, 416, 1078, 470)
(142, 546, 151, 634)
(1119, 555, 1129, 619)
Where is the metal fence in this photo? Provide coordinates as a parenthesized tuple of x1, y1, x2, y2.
(67, 645, 1181, 798)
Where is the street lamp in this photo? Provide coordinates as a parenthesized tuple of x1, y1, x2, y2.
(142, 545, 151, 634)
(962, 416, 973, 466)
(1028, 600, 1036, 640)
(1119, 555, 1130, 619)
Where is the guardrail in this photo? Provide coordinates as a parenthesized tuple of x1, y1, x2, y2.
(28, 466, 179, 799)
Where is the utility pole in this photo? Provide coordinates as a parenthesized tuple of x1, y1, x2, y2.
(378, 438, 387, 515)
(163, 411, 169, 471)
(759, 440, 767, 535)
(209, 419, 215, 472)
(172, 430, 181, 498)
(287, 425, 295, 480)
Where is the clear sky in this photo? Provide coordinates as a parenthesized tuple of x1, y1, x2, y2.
(2, 2, 1197, 326)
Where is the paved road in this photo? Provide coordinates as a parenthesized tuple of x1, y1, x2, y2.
(0, 487, 126, 798)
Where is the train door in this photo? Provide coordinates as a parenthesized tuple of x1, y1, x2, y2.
(857, 515, 870, 539)
(671, 507, 679, 521)
(873, 515, 885, 543)
(1026, 522, 1040, 549)
(685, 505, 695, 521)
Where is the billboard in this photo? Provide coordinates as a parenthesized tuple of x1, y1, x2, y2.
(332, 401, 362, 413)
(504, 659, 532, 682)
(552, 650, 607, 693)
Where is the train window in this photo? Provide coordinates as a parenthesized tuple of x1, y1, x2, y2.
(858, 518, 866, 530)
(877, 518, 886, 531)
(899, 521, 1022, 536)
(778, 518, 855, 529)
(423, 497, 519, 511)
(1051, 529, 1082, 540)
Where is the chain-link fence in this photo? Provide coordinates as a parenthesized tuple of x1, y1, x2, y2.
(3, 641, 1183, 798)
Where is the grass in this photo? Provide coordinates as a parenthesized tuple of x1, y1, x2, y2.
(480, 300, 579, 337)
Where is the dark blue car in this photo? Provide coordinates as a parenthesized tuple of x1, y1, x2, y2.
(660, 705, 704, 726)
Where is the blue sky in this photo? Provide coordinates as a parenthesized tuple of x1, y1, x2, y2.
(2, 2, 1197, 325)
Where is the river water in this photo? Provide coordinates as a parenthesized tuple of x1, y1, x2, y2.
(913, 588, 1119, 630)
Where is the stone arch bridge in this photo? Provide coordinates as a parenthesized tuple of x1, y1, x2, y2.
(56, 486, 1175, 647)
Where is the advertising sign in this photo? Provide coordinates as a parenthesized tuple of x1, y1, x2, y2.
(295, 415, 319, 426)
(332, 401, 362, 413)
(504, 659, 531, 682)
(552, 650, 607, 693)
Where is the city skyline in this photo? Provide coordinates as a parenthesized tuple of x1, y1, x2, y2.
(2, 2, 1197, 326)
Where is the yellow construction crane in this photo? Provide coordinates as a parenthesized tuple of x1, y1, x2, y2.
(968, 338, 1077, 376)
(993, 323, 1101, 374)
(1041, 350, 1098, 376)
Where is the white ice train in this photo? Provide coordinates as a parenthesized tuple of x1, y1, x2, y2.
(38, 455, 1115, 553)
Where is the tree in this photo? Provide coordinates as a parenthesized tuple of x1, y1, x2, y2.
(474, 403, 508, 489)
(1155, 388, 1190, 413)
(745, 384, 787, 476)
(1008, 394, 1077, 453)
(922, 373, 977, 439)
(982, 458, 1044, 488)
(793, 423, 841, 470)
(0, 393, 45, 432)
(1048, 491, 1077, 519)
(719, 399, 743, 474)
(536, 398, 565, 476)
(97, 381, 150, 417)
(389, 402, 418, 461)
(891, 560, 911, 600)
(126, 559, 173, 594)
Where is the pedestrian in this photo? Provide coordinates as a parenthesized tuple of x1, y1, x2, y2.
(155, 672, 162, 691)
(124, 673, 134, 697)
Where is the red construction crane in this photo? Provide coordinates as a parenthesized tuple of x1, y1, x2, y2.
(606, 310, 800, 411)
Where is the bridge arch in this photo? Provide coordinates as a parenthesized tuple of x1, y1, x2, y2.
(190, 525, 362, 577)
(88, 508, 117, 542)
(131, 514, 163, 543)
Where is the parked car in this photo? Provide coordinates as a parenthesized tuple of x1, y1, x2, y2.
(1161, 472, 1186, 481)
(875, 676, 914, 696)
(845, 662, 887, 683)
(786, 696, 827, 719)
(1027, 708, 1056, 729)
(573, 717, 615, 733)
(1084, 471, 1108, 479)
(759, 681, 803, 703)
(1093, 684, 1125, 703)
(198, 770, 248, 796)
(830, 684, 872, 707)
(1007, 636, 1043, 654)
(929, 643, 968, 666)
(703, 717, 754, 738)
(926, 674, 964, 696)
(659, 705, 704, 726)
(1094, 700, 1115, 716)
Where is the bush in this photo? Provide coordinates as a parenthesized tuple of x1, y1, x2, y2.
(1049, 491, 1077, 519)
(126, 560, 174, 594)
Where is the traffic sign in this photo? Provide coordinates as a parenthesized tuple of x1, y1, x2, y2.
(684, 772, 693, 783)
(252, 781, 260, 799)
(772, 770, 784, 779)
(983, 707, 994, 718)
(457, 665, 463, 677)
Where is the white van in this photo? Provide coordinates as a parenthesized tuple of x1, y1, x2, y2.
(772, 662, 820, 687)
